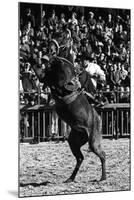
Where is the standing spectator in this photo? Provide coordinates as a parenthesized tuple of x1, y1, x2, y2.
(68, 12, 78, 26)
(96, 16, 105, 30)
(114, 24, 126, 46)
(58, 13, 66, 29)
(79, 15, 87, 29)
(120, 64, 128, 86)
(113, 62, 122, 87)
(24, 8, 35, 28)
(88, 11, 96, 31)
(105, 13, 114, 30)
(48, 10, 58, 36)
(125, 14, 130, 33)
(107, 62, 118, 90)
(41, 10, 48, 27)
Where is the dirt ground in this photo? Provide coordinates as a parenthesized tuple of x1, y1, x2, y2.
(19, 138, 130, 197)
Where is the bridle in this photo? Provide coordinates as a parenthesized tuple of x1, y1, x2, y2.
(49, 56, 81, 104)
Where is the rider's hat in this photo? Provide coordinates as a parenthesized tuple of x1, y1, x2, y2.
(50, 39, 60, 54)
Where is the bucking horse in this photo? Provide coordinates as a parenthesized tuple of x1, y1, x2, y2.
(29, 54, 106, 183)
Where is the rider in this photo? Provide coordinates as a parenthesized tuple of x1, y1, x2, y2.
(79, 54, 106, 106)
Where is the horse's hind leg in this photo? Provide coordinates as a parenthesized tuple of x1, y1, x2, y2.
(65, 129, 88, 183)
(90, 115, 106, 181)
(90, 140, 106, 181)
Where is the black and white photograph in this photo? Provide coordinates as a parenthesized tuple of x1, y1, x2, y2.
(19, 1, 131, 198)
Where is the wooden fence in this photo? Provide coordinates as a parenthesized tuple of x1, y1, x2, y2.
(20, 103, 130, 143)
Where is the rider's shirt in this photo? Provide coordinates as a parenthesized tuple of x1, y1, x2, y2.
(85, 62, 106, 88)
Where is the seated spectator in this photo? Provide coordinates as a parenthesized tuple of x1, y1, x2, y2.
(79, 24, 89, 40)
(33, 40, 42, 53)
(20, 35, 30, 60)
(103, 26, 113, 43)
(80, 38, 92, 59)
(97, 53, 107, 71)
(103, 85, 112, 103)
(116, 43, 127, 63)
(104, 39, 115, 61)
(36, 25, 48, 41)
(22, 21, 34, 39)
(94, 23, 104, 42)
(94, 41, 104, 60)
(122, 86, 130, 103)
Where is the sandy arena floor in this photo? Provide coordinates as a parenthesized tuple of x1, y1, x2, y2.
(19, 138, 130, 197)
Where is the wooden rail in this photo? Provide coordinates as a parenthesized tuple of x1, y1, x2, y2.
(20, 103, 130, 143)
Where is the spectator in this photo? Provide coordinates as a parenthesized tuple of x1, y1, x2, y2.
(19, 5, 130, 108)
(68, 12, 78, 26)
(79, 24, 89, 40)
(36, 25, 48, 41)
(114, 24, 126, 46)
(105, 13, 114, 30)
(120, 64, 128, 86)
(20, 35, 30, 60)
(79, 15, 87, 29)
(41, 10, 48, 28)
(24, 8, 35, 28)
(88, 11, 96, 31)
(22, 21, 34, 39)
(80, 38, 92, 59)
(59, 13, 66, 28)
(48, 10, 58, 35)
(113, 62, 122, 87)
(96, 16, 105, 30)
(104, 39, 115, 61)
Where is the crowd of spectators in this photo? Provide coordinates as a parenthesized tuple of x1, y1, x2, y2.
(20, 5, 130, 105)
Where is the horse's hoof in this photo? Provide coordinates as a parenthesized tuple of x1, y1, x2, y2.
(64, 178, 73, 183)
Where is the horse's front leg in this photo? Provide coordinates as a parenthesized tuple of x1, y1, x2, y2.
(64, 130, 85, 183)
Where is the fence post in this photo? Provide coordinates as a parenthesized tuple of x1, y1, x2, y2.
(32, 112, 34, 139)
(38, 111, 41, 142)
(43, 111, 46, 140)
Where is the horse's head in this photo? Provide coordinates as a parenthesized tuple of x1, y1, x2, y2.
(46, 56, 75, 89)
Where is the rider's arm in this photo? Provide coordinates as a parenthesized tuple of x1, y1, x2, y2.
(96, 66, 106, 82)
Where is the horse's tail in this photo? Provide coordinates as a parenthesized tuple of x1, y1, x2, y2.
(88, 107, 103, 150)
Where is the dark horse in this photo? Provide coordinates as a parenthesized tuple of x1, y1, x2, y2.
(32, 56, 106, 183)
